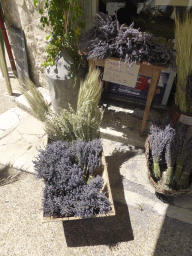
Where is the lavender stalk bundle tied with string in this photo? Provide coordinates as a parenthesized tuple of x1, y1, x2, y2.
(149, 121, 192, 191)
(149, 123, 175, 180)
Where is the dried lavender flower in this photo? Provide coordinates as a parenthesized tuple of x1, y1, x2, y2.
(34, 139, 110, 218)
(163, 126, 176, 186)
(149, 123, 175, 179)
(79, 12, 176, 69)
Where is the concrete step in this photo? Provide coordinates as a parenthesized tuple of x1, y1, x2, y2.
(0, 112, 47, 174)
(15, 87, 51, 116)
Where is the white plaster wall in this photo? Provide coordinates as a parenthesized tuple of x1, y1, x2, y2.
(1, 0, 50, 88)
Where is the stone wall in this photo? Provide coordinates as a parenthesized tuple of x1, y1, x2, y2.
(1, 0, 50, 88)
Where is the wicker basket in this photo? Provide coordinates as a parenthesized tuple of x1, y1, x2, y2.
(145, 136, 192, 196)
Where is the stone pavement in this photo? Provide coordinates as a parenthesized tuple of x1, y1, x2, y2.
(0, 72, 192, 255)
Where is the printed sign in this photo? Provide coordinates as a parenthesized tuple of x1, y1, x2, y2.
(103, 58, 140, 87)
(179, 114, 192, 125)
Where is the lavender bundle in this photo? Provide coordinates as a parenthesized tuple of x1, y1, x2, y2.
(174, 126, 192, 189)
(179, 149, 192, 190)
(149, 123, 175, 179)
(79, 12, 118, 56)
(33, 139, 111, 218)
(145, 36, 176, 69)
(163, 127, 176, 186)
(79, 12, 176, 69)
(115, 23, 149, 67)
(73, 139, 103, 182)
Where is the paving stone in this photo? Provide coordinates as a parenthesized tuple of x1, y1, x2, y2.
(15, 87, 51, 116)
(16, 115, 45, 136)
(0, 107, 28, 138)
(0, 114, 46, 166)
(13, 134, 48, 174)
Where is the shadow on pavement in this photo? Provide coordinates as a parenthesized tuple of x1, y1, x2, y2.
(0, 163, 26, 186)
(63, 150, 136, 247)
(153, 193, 192, 256)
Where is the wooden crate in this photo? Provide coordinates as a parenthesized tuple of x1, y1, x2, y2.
(42, 152, 115, 222)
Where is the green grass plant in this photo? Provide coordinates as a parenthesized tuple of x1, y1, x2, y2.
(19, 76, 50, 122)
(20, 68, 103, 142)
(174, 11, 192, 112)
(45, 68, 104, 142)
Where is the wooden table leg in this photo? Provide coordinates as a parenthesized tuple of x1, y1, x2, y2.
(140, 67, 162, 136)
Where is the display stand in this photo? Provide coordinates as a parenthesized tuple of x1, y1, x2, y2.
(89, 58, 167, 136)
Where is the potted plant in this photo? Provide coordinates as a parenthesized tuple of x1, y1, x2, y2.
(145, 11, 192, 201)
(34, 0, 86, 113)
(20, 68, 115, 220)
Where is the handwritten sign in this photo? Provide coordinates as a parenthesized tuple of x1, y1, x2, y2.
(179, 114, 192, 125)
(103, 59, 140, 87)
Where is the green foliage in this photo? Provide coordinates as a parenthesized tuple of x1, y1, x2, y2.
(19, 76, 50, 122)
(175, 11, 192, 113)
(34, 0, 85, 76)
(45, 68, 104, 142)
(21, 68, 103, 142)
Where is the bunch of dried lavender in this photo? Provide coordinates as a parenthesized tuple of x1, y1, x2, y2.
(145, 36, 176, 68)
(79, 12, 118, 55)
(179, 152, 192, 190)
(74, 139, 102, 172)
(163, 122, 189, 188)
(115, 23, 149, 67)
(174, 126, 192, 189)
(149, 123, 175, 179)
(34, 139, 111, 218)
(79, 12, 176, 69)
(163, 127, 176, 186)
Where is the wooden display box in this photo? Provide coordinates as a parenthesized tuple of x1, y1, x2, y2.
(42, 152, 115, 222)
